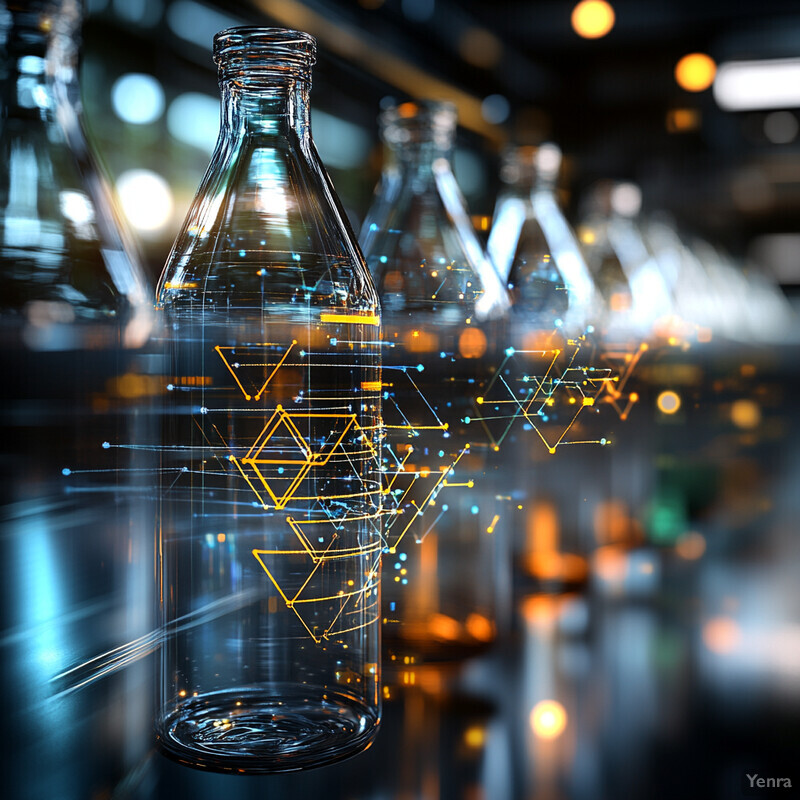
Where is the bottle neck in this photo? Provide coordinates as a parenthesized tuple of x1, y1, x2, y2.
(220, 76, 310, 139)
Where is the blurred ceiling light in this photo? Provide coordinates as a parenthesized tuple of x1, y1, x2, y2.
(458, 27, 502, 69)
(675, 53, 716, 92)
(111, 73, 165, 125)
(166, 0, 242, 50)
(167, 93, 219, 152)
(666, 107, 701, 133)
(481, 94, 510, 125)
(714, 57, 800, 111)
(401, 0, 434, 22)
(763, 110, 799, 144)
(530, 700, 567, 740)
(656, 390, 681, 414)
(116, 169, 173, 232)
(571, 0, 615, 40)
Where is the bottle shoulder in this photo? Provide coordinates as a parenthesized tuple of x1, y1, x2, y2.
(158, 132, 377, 313)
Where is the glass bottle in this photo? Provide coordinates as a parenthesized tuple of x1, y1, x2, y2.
(361, 100, 510, 666)
(154, 28, 382, 772)
(577, 181, 675, 339)
(487, 145, 607, 591)
(0, 1, 153, 796)
(488, 143, 598, 336)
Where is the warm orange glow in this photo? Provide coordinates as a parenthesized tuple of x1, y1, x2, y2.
(217, 533, 226, 543)
(657, 390, 681, 414)
(731, 399, 761, 429)
(397, 102, 419, 118)
(666, 107, 701, 132)
(428, 613, 461, 641)
(530, 700, 568, 739)
(609, 292, 631, 312)
(675, 531, 706, 560)
(571, 0, 615, 40)
(703, 616, 741, 654)
(406, 328, 438, 353)
(675, 53, 717, 92)
(466, 613, 495, 642)
(458, 326, 488, 358)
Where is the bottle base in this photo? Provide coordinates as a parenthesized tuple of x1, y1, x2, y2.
(156, 685, 380, 773)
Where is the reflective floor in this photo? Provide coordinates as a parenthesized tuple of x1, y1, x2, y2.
(2, 341, 799, 800)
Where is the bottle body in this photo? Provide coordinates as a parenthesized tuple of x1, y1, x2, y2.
(361, 101, 508, 665)
(154, 28, 381, 771)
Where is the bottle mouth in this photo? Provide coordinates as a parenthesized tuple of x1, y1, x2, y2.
(213, 27, 316, 78)
(380, 100, 457, 148)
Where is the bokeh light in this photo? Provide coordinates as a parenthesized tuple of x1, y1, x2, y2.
(675, 53, 717, 92)
(530, 700, 568, 739)
(571, 0, 615, 40)
(116, 169, 174, 232)
(657, 390, 681, 414)
(111, 73, 165, 125)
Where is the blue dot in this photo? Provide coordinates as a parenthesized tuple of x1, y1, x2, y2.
(416, 364, 424, 372)
(555, 318, 563, 327)
(293, 253, 301, 261)
(330, 338, 337, 345)
(299, 350, 306, 357)
(401, 578, 408, 585)
(61, 468, 71, 476)
(260, 240, 266, 246)
(442, 504, 449, 512)
(505, 346, 515, 356)
(383, 391, 389, 400)
(278, 467, 284, 475)
(394, 562, 401, 569)
(379, 255, 388, 263)
(399, 552, 407, 561)
(601, 438, 607, 445)
(440, 351, 446, 358)
(587, 325, 595, 333)
(370, 223, 378, 231)
(438, 450, 444, 457)
(471, 505, 479, 515)
(102, 442, 110, 449)
(238, 249, 246, 257)
(464, 416, 471, 424)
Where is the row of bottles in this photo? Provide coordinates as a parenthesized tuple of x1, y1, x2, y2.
(2, 5, 794, 780)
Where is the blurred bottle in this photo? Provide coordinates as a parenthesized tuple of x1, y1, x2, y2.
(0, 0, 153, 796)
(488, 143, 598, 336)
(154, 28, 381, 772)
(578, 181, 675, 339)
(361, 100, 509, 666)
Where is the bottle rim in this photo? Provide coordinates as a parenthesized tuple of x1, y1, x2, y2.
(379, 100, 457, 149)
(213, 27, 317, 73)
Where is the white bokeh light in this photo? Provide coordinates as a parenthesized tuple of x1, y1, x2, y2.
(111, 73, 165, 125)
(116, 169, 173, 232)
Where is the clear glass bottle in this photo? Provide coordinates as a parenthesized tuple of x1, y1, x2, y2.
(154, 28, 382, 772)
(0, 1, 153, 796)
(488, 143, 598, 336)
(577, 181, 675, 339)
(361, 100, 509, 665)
